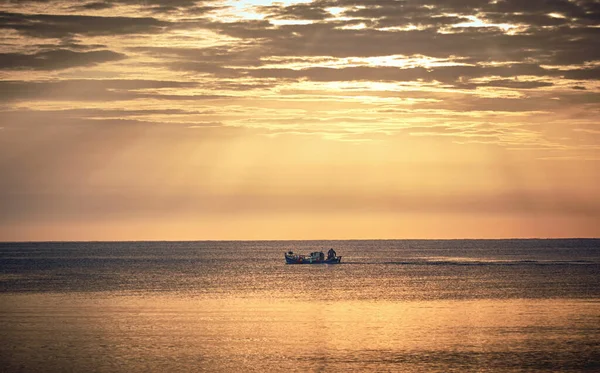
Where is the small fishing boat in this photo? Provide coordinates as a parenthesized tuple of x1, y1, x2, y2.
(285, 249, 342, 264)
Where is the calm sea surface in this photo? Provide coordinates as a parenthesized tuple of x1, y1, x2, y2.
(1, 239, 599, 372)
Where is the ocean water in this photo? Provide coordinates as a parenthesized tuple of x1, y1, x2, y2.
(0, 239, 599, 372)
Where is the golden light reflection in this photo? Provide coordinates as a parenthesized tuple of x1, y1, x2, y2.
(2, 293, 598, 371)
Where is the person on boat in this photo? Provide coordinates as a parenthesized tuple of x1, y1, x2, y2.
(327, 248, 336, 260)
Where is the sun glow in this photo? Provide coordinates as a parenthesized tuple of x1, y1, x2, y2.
(452, 15, 518, 32)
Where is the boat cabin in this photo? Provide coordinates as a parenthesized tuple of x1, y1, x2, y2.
(310, 251, 325, 261)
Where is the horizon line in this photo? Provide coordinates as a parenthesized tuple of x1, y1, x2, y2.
(1, 237, 599, 244)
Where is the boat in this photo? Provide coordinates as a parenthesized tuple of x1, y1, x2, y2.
(285, 249, 342, 264)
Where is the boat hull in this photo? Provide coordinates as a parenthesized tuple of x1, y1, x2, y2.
(285, 255, 342, 264)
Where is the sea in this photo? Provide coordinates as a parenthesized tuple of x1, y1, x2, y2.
(1, 239, 599, 372)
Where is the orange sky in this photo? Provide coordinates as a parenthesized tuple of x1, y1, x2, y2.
(0, 0, 599, 240)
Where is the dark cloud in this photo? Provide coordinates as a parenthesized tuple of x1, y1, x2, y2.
(34, 41, 109, 51)
(114, 0, 215, 7)
(340, 3, 472, 28)
(483, 13, 571, 27)
(0, 0, 221, 14)
(0, 108, 197, 120)
(0, 49, 125, 70)
(321, 0, 598, 20)
(130, 46, 264, 67)
(202, 80, 279, 91)
(188, 0, 599, 67)
(457, 80, 555, 90)
(413, 91, 600, 112)
(2, 1, 599, 101)
(485, 0, 595, 20)
(0, 80, 220, 102)
(561, 67, 600, 81)
(0, 0, 204, 5)
(0, 11, 169, 38)
(202, 19, 276, 39)
(8, 0, 596, 69)
(240, 22, 595, 65)
(70, 1, 115, 11)
(297, 0, 600, 31)
(165, 61, 565, 87)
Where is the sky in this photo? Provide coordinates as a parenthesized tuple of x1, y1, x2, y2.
(0, 0, 599, 241)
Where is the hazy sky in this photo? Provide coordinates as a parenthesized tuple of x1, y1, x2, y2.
(1, 0, 599, 240)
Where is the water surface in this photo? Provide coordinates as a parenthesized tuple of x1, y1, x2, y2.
(1, 239, 599, 371)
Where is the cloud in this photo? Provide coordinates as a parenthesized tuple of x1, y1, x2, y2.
(70, 2, 115, 11)
(193, 1, 599, 67)
(246, 64, 559, 83)
(1, 0, 222, 15)
(131, 45, 265, 69)
(0, 11, 169, 38)
(1, 1, 598, 136)
(0, 79, 216, 101)
(0, 49, 125, 70)
(0, 108, 197, 120)
(456, 80, 554, 90)
(160, 59, 566, 88)
(562, 67, 600, 80)
(258, 3, 335, 21)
